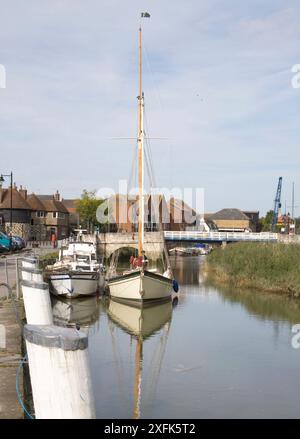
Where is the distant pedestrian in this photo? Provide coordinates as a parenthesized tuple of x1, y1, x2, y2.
(51, 233, 57, 248)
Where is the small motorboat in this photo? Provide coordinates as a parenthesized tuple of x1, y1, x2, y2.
(45, 237, 104, 298)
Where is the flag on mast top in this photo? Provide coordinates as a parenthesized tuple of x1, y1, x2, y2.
(141, 12, 150, 18)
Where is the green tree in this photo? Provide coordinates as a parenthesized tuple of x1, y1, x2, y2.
(260, 210, 274, 231)
(295, 217, 300, 234)
(75, 190, 105, 232)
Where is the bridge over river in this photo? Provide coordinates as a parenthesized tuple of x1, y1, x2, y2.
(62, 231, 299, 261)
(163, 231, 279, 244)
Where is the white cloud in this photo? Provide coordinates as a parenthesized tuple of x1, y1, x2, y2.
(0, 0, 299, 215)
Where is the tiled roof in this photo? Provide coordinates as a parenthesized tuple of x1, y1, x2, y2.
(41, 198, 69, 213)
(27, 193, 46, 211)
(208, 208, 250, 221)
(0, 187, 31, 210)
(61, 199, 76, 209)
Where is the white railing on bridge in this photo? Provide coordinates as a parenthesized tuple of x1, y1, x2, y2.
(164, 231, 278, 242)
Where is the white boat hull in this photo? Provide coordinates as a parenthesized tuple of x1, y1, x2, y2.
(107, 270, 173, 302)
(52, 296, 99, 326)
(49, 272, 99, 298)
(107, 299, 172, 338)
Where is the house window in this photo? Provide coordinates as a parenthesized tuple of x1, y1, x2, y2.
(58, 213, 65, 219)
(53, 212, 58, 218)
(36, 211, 45, 218)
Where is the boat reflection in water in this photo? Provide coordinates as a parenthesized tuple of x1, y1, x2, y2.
(107, 298, 174, 419)
(52, 295, 100, 328)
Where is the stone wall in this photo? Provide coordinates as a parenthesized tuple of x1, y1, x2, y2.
(97, 231, 165, 261)
(4, 222, 31, 240)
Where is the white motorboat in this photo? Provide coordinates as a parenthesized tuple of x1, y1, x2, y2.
(169, 245, 211, 256)
(107, 20, 178, 302)
(52, 296, 100, 327)
(45, 236, 104, 298)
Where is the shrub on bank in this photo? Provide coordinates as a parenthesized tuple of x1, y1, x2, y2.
(206, 242, 300, 296)
(39, 251, 59, 269)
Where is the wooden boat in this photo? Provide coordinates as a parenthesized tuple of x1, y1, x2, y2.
(107, 20, 178, 302)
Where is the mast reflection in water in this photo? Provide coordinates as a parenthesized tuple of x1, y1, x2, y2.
(107, 299, 173, 419)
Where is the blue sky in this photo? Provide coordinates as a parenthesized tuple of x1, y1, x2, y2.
(0, 0, 299, 215)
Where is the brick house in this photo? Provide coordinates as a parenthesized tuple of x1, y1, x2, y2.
(27, 193, 48, 240)
(0, 184, 32, 239)
(38, 191, 69, 240)
(61, 199, 80, 231)
(207, 208, 255, 232)
(105, 194, 208, 232)
(0, 185, 70, 240)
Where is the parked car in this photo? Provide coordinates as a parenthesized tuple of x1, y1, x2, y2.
(12, 235, 26, 250)
(0, 232, 10, 251)
(0, 243, 7, 253)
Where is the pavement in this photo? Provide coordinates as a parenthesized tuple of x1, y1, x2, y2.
(0, 245, 55, 419)
(0, 300, 24, 419)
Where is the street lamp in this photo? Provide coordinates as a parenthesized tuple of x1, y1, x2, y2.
(0, 172, 13, 251)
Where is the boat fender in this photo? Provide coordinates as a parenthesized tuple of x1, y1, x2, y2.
(172, 279, 179, 293)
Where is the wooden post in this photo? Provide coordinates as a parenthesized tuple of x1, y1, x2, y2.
(24, 324, 95, 419)
(21, 280, 53, 325)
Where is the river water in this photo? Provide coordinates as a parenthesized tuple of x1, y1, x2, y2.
(52, 256, 300, 418)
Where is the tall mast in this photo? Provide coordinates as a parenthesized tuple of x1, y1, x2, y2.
(292, 182, 295, 220)
(138, 26, 144, 256)
(133, 338, 143, 419)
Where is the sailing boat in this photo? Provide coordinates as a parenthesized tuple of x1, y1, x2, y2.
(107, 298, 173, 418)
(107, 19, 178, 302)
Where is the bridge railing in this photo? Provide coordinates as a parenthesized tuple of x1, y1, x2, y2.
(164, 231, 278, 242)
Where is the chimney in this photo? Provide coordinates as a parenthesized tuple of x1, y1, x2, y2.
(19, 185, 28, 200)
(54, 190, 60, 201)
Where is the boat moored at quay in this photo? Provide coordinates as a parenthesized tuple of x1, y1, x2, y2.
(45, 232, 104, 298)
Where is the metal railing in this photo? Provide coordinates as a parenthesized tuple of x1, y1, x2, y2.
(164, 231, 279, 242)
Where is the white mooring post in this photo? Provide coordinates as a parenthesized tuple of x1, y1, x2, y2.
(24, 324, 95, 419)
(21, 280, 53, 325)
(21, 266, 44, 283)
(21, 257, 39, 270)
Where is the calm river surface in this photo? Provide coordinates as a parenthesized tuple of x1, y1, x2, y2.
(52, 256, 300, 418)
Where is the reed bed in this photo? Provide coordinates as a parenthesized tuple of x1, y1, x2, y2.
(206, 242, 300, 297)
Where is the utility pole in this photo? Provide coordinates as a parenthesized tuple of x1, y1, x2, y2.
(288, 182, 298, 235)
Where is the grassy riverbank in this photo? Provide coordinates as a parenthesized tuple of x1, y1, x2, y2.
(206, 242, 300, 297)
